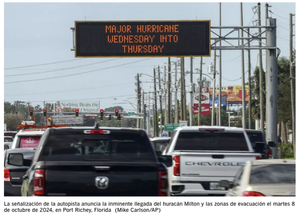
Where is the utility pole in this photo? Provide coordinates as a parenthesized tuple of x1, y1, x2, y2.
(147, 92, 151, 135)
(136, 74, 140, 128)
(153, 68, 158, 137)
(180, 57, 184, 121)
(247, 27, 252, 129)
(218, 2, 222, 126)
(164, 65, 167, 126)
(212, 46, 217, 126)
(266, 18, 278, 158)
(142, 91, 146, 130)
(167, 57, 171, 125)
(174, 62, 179, 124)
(158, 66, 163, 136)
(189, 57, 194, 126)
(241, 2, 246, 128)
(290, 13, 295, 157)
(181, 57, 187, 121)
(258, 2, 265, 133)
(198, 57, 203, 125)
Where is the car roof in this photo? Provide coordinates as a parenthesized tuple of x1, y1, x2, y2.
(175, 126, 245, 132)
(16, 129, 45, 136)
(150, 137, 171, 141)
(250, 159, 295, 165)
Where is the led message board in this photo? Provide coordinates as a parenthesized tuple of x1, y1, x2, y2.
(75, 20, 211, 57)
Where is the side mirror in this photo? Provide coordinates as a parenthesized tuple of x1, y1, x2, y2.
(8, 153, 24, 166)
(268, 141, 276, 147)
(158, 155, 172, 167)
(219, 180, 231, 189)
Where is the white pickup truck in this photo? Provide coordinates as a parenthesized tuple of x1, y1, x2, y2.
(163, 126, 262, 196)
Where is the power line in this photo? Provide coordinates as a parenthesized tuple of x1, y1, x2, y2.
(5, 94, 137, 103)
(4, 58, 83, 70)
(269, 10, 290, 20)
(5, 58, 119, 77)
(4, 82, 133, 97)
(5, 58, 153, 84)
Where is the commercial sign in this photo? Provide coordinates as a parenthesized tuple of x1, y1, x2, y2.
(55, 101, 100, 113)
(208, 85, 249, 102)
(193, 92, 209, 104)
(20, 136, 40, 148)
(209, 97, 227, 107)
(52, 115, 84, 125)
(75, 20, 211, 57)
(193, 103, 210, 115)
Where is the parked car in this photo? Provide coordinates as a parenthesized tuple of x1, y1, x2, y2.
(4, 148, 35, 196)
(163, 126, 266, 196)
(150, 137, 171, 153)
(20, 125, 172, 196)
(245, 129, 274, 159)
(220, 159, 295, 196)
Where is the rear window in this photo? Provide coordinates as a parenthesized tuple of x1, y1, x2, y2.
(41, 132, 155, 162)
(250, 164, 295, 184)
(153, 141, 169, 152)
(20, 136, 41, 148)
(4, 137, 13, 142)
(4, 132, 17, 138)
(174, 132, 249, 151)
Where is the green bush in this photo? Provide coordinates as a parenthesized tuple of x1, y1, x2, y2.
(278, 143, 294, 158)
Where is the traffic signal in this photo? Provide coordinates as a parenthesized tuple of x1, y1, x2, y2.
(108, 114, 112, 121)
(158, 114, 162, 125)
(100, 109, 104, 121)
(43, 109, 47, 117)
(29, 110, 33, 117)
(117, 114, 121, 121)
(75, 109, 79, 117)
(115, 109, 119, 117)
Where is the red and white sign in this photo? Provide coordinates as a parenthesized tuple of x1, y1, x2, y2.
(193, 92, 209, 104)
(20, 136, 41, 148)
(193, 103, 210, 115)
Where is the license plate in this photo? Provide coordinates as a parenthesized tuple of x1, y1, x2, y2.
(210, 182, 225, 190)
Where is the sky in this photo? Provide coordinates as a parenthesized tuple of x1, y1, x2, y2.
(2, 0, 297, 112)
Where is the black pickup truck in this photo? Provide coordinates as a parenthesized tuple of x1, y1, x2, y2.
(18, 125, 171, 196)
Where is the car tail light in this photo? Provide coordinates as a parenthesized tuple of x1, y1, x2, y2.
(34, 169, 45, 196)
(243, 191, 265, 196)
(84, 130, 110, 134)
(256, 157, 261, 160)
(173, 156, 180, 176)
(4, 169, 10, 182)
(268, 149, 272, 159)
(158, 171, 168, 196)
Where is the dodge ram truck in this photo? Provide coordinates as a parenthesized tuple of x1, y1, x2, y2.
(163, 126, 262, 196)
(19, 124, 172, 196)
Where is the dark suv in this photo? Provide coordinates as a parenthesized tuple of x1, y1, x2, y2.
(245, 129, 273, 159)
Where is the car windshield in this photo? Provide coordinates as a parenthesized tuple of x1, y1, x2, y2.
(250, 164, 295, 184)
(174, 132, 249, 151)
(41, 132, 155, 162)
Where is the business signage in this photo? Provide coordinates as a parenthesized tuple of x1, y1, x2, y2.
(193, 103, 210, 115)
(193, 92, 209, 104)
(55, 101, 100, 113)
(209, 97, 227, 107)
(75, 20, 211, 57)
(52, 115, 84, 125)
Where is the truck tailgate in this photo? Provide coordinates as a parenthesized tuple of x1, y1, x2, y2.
(43, 161, 162, 196)
(178, 152, 258, 178)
